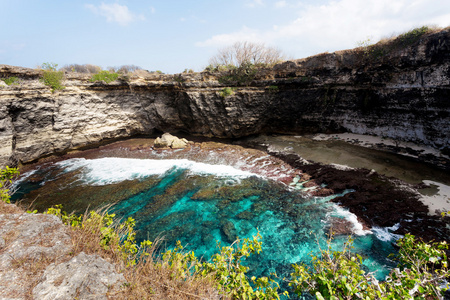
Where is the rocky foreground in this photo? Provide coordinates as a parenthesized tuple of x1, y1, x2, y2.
(0, 201, 125, 299)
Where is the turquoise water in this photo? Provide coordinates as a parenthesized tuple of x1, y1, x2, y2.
(13, 157, 398, 290)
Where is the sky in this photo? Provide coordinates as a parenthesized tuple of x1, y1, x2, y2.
(1, 0, 449, 74)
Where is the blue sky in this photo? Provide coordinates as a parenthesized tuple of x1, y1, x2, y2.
(1, 0, 449, 74)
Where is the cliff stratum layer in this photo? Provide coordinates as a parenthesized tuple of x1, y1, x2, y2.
(1, 29, 449, 167)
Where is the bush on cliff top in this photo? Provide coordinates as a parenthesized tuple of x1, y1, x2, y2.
(40, 62, 65, 92)
(90, 70, 120, 84)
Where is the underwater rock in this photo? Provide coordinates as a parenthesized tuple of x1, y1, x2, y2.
(326, 217, 357, 236)
(221, 220, 238, 244)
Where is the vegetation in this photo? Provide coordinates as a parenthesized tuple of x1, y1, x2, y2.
(357, 26, 438, 60)
(219, 87, 235, 98)
(267, 85, 279, 93)
(40, 62, 65, 92)
(44, 205, 282, 299)
(90, 70, 120, 83)
(60, 64, 102, 74)
(1, 76, 20, 86)
(207, 41, 285, 86)
(0, 166, 19, 204)
(290, 234, 449, 299)
(209, 41, 284, 69)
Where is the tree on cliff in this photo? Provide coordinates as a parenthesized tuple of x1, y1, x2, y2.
(208, 41, 284, 68)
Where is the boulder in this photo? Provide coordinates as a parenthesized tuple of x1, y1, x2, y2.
(32, 252, 126, 300)
(154, 133, 188, 149)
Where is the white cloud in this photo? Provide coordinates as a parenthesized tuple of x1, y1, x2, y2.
(195, 26, 264, 47)
(245, 0, 264, 8)
(197, 0, 450, 58)
(86, 3, 145, 26)
(275, 1, 287, 8)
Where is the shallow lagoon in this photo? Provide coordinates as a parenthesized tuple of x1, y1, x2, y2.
(13, 156, 398, 284)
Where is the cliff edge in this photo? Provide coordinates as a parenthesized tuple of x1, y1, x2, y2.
(0, 28, 449, 168)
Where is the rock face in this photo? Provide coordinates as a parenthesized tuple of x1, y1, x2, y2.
(0, 212, 72, 298)
(0, 202, 125, 299)
(1, 28, 449, 167)
(32, 252, 125, 300)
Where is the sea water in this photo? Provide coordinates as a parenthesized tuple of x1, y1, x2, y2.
(12, 157, 398, 292)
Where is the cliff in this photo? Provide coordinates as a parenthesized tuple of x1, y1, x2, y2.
(1, 28, 449, 167)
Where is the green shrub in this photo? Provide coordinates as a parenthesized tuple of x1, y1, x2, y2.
(40, 62, 65, 92)
(2, 76, 20, 86)
(46, 204, 282, 299)
(398, 26, 431, 46)
(218, 62, 258, 86)
(173, 74, 185, 84)
(219, 87, 235, 98)
(0, 166, 19, 204)
(90, 70, 119, 83)
(267, 85, 279, 93)
(289, 234, 449, 299)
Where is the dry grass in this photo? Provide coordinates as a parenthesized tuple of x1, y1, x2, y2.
(1, 201, 222, 299)
(65, 208, 223, 299)
(0, 200, 22, 214)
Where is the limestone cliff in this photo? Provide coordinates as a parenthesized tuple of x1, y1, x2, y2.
(1, 28, 449, 167)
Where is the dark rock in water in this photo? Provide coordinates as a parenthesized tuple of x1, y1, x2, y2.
(221, 220, 238, 244)
(236, 210, 254, 220)
(267, 149, 450, 243)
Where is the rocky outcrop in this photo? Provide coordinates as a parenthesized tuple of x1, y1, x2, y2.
(1, 28, 449, 167)
(0, 202, 125, 299)
(32, 252, 125, 300)
(154, 133, 189, 149)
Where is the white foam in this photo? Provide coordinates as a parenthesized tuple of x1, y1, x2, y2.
(372, 224, 403, 242)
(328, 205, 372, 236)
(55, 157, 259, 186)
(330, 163, 354, 171)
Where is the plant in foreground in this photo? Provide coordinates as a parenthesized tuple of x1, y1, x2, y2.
(0, 166, 19, 204)
(290, 234, 449, 299)
(45, 204, 282, 299)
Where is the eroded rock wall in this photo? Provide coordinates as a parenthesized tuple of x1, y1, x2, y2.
(1, 28, 449, 167)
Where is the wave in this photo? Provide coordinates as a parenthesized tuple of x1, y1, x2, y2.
(55, 157, 259, 186)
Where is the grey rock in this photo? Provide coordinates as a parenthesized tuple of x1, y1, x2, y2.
(32, 252, 126, 300)
(0, 213, 72, 299)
